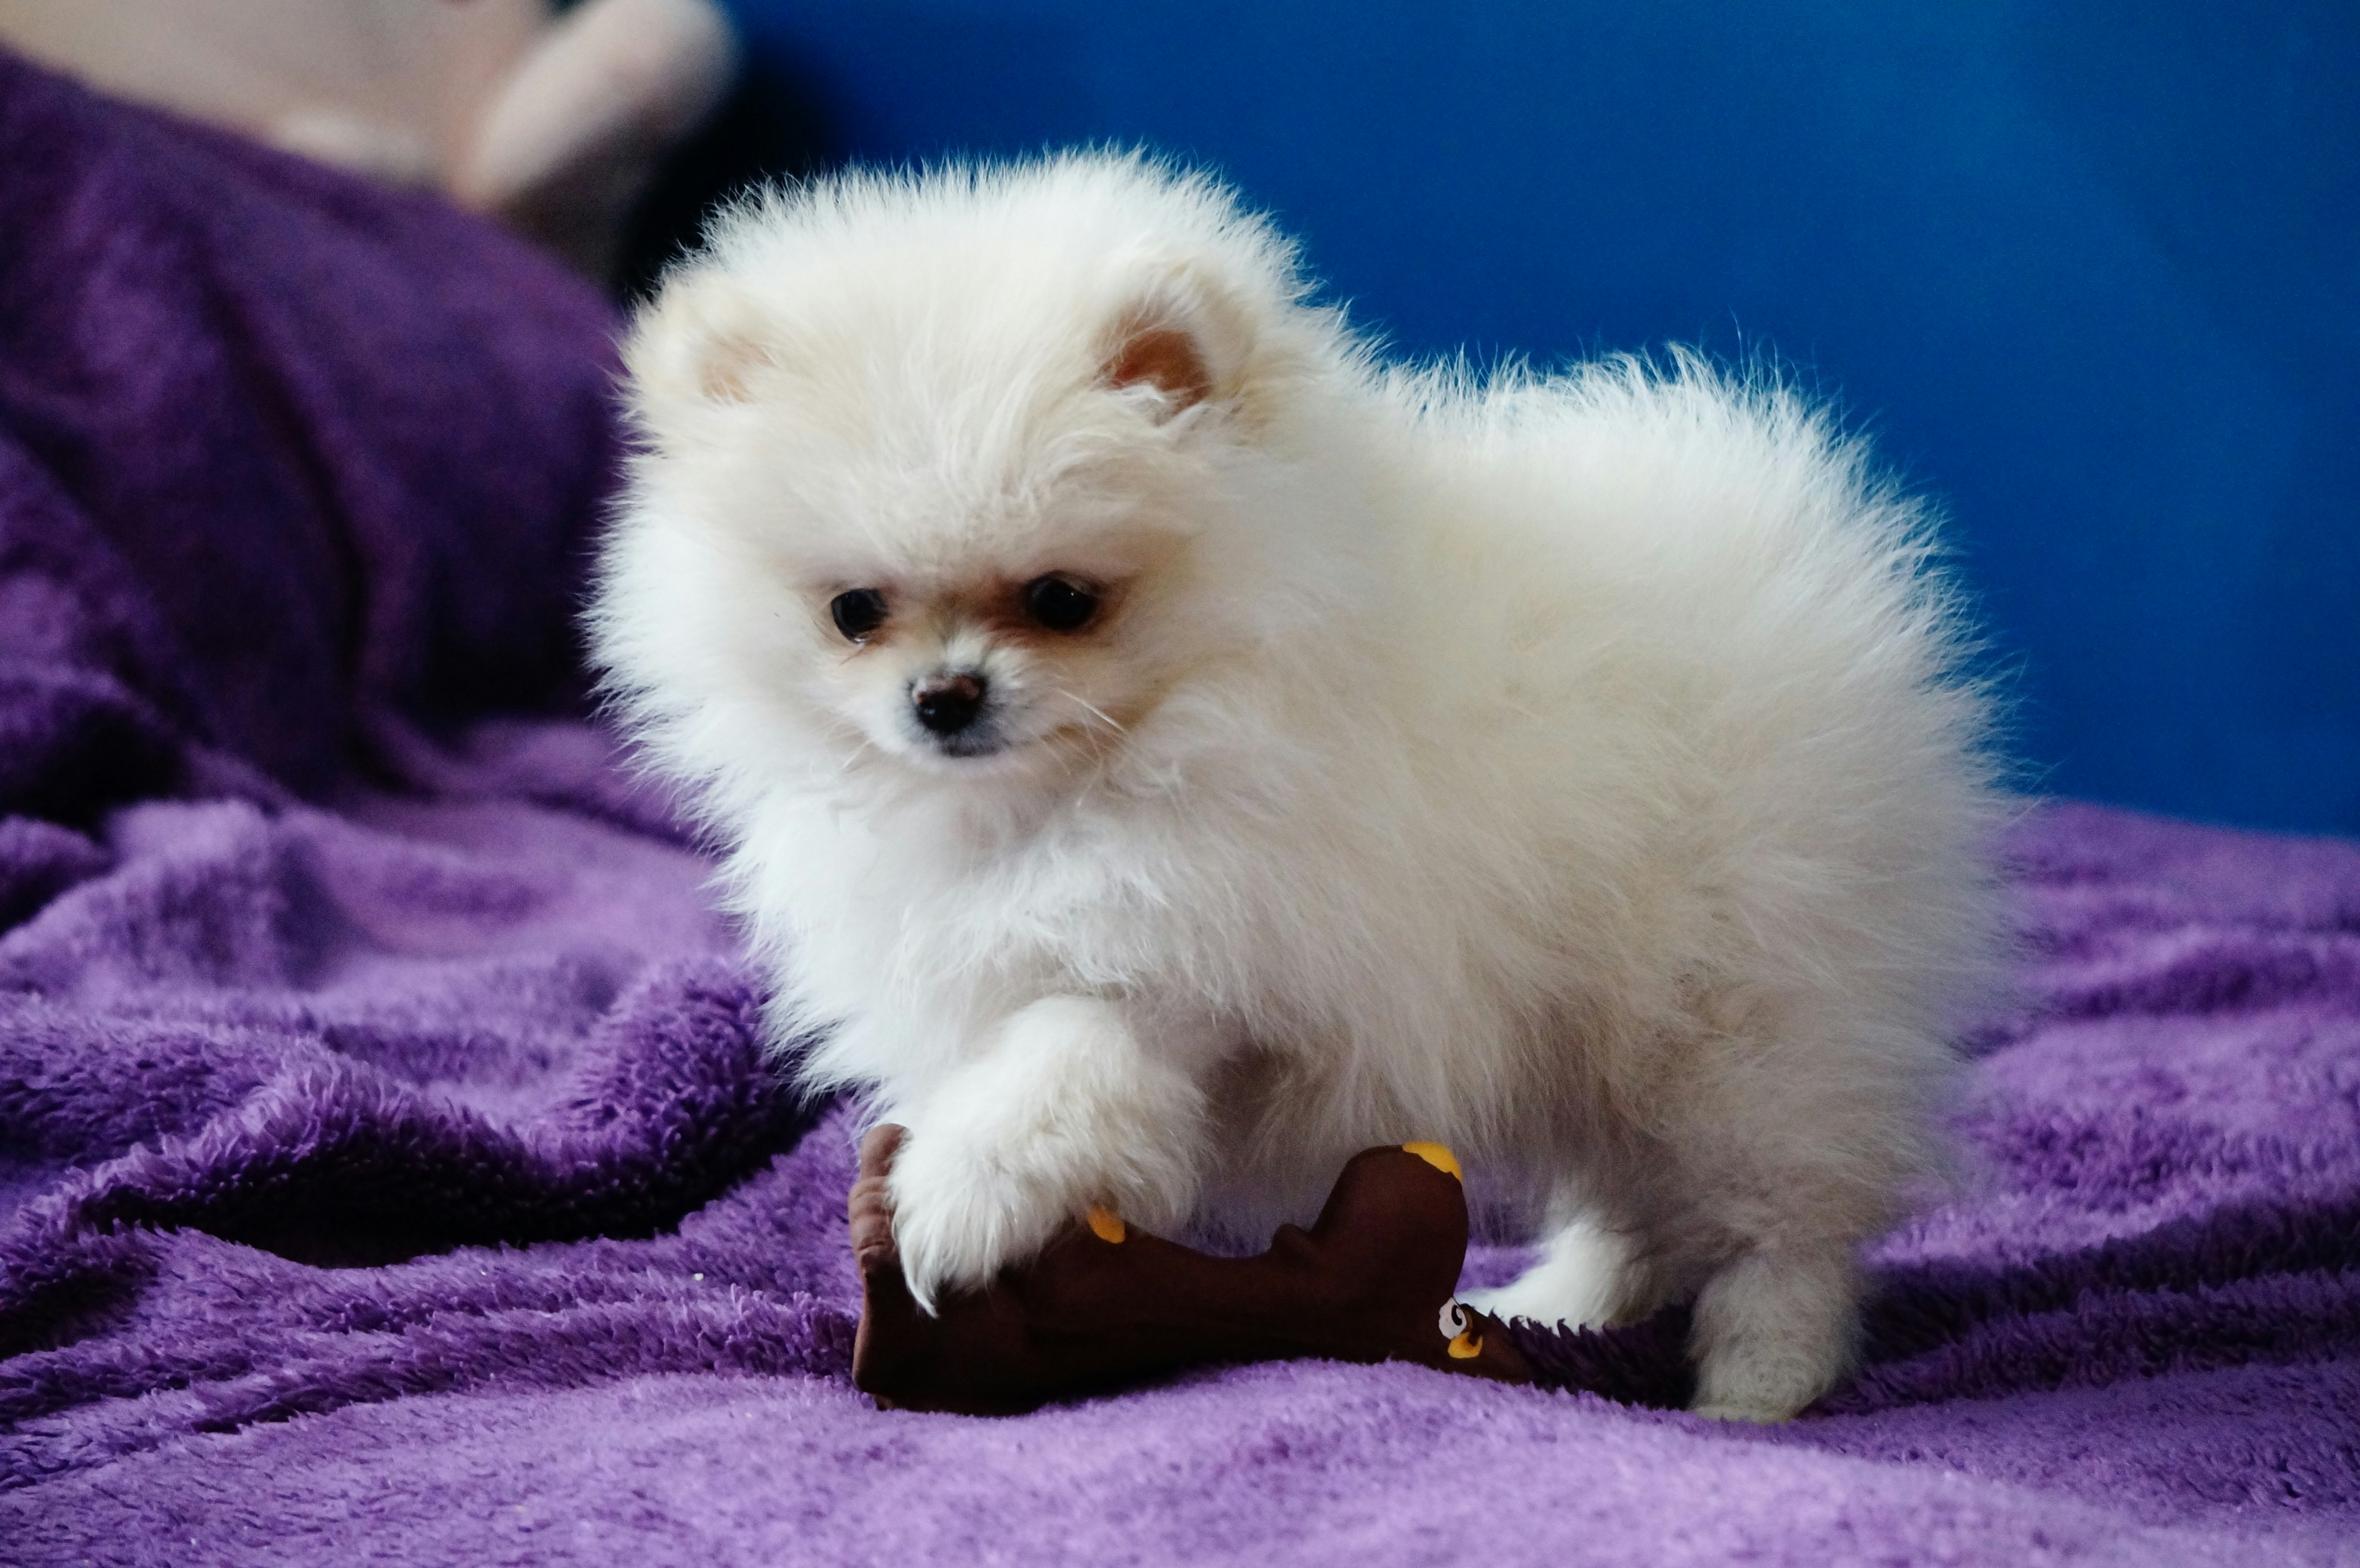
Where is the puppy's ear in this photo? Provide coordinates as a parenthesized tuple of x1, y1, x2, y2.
(624, 272, 780, 424)
(1104, 316, 1214, 411)
(1097, 263, 1255, 420)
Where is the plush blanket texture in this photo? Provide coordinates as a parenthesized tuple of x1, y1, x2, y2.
(3, 50, 2358, 1567)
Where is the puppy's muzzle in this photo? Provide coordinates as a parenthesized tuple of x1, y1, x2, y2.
(911, 671, 988, 738)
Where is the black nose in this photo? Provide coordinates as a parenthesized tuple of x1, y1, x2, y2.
(912, 671, 987, 735)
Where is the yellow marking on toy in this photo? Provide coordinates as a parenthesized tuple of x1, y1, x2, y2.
(1401, 1142, 1461, 1180)
(1086, 1207, 1127, 1243)
(1447, 1328, 1484, 1359)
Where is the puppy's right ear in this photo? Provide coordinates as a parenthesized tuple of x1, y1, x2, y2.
(1096, 259, 1257, 422)
(623, 272, 779, 428)
(1102, 310, 1217, 415)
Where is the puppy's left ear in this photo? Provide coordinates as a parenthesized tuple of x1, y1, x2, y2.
(623, 270, 783, 439)
(1097, 263, 1255, 420)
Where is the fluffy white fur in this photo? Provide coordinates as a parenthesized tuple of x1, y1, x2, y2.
(589, 153, 2007, 1422)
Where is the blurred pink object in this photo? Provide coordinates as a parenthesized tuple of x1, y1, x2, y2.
(0, 0, 739, 278)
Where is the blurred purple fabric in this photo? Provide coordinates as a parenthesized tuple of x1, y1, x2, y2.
(2, 49, 2357, 1568)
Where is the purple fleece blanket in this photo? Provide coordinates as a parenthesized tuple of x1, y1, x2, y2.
(4, 52, 2358, 1567)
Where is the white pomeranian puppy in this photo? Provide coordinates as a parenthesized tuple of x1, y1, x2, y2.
(590, 153, 2005, 1421)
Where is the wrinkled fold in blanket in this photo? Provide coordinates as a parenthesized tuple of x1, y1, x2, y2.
(1, 48, 2357, 1568)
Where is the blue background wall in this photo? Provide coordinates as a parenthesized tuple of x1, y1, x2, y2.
(718, 0, 2360, 835)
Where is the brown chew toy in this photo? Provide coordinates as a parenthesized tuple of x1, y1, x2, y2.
(850, 1125, 1535, 1414)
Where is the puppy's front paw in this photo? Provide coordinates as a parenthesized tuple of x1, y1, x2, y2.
(885, 1126, 1084, 1313)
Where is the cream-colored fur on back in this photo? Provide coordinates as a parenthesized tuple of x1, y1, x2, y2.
(590, 153, 2008, 1422)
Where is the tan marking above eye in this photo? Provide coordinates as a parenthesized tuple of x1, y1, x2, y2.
(896, 577, 1124, 643)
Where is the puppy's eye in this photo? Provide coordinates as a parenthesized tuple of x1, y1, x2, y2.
(1020, 574, 1100, 633)
(829, 588, 888, 642)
